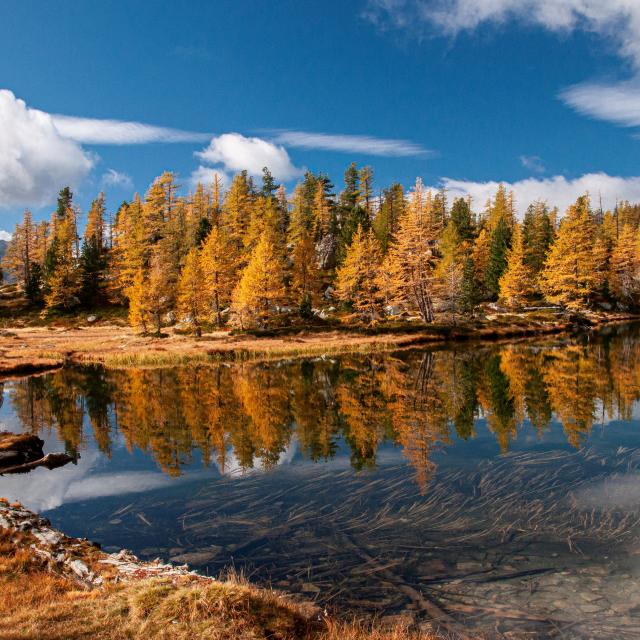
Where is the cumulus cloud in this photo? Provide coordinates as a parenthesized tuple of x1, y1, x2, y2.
(195, 132, 303, 181)
(101, 168, 133, 190)
(0, 89, 95, 208)
(0, 230, 12, 241)
(364, 0, 640, 129)
(51, 114, 210, 145)
(268, 129, 430, 157)
(519, 155, 545, 173)
(438, 172, 640, 216)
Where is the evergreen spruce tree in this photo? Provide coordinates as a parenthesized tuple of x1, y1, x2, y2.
(261, 166, 278, 199)
(449, 197, 475, 242)
(373, 183, 404, 253)
(522, 201, 554, 275)
(460, 255, 479, 313)
(80, 193, 108, 306)
(434, 222, 465, 315)
(338, 163, 370, 262)
(485, 217, 512, 300)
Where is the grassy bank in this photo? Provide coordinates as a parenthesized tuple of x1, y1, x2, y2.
(0, 309, 636, 375)
(0, 501, 446, 640)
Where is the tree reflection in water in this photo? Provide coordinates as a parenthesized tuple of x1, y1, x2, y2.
(8, 327, 640, 492)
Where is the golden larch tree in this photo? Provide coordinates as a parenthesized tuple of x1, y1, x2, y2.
(200, 225, 239, 326)
(379, 178, 438, 323)
(127, 268, 149, 333)
(44, 207, 81, 310)
(499, 223, 536, 308)
(335, 226, 383, 323)
(231, 233, 286, 329)
(177, 247, 208, 335)
(540, 195, 606, 309)
(609, 224, 640, 305)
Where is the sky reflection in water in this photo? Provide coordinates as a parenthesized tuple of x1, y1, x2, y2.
(3, 325, 640, 638)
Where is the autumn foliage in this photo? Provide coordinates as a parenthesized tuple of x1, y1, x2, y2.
(4, 165, 640, 333)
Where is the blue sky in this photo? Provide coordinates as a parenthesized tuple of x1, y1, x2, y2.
(1, 0, 640, 234)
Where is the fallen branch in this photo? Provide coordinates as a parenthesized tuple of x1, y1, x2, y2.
(0, 452, 76, 475)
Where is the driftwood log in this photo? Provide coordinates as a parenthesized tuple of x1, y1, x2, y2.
(0, 431, 74, 475)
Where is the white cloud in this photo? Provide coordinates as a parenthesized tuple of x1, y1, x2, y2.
(101, 168, 133, 190)
(51, 114, 210, 145)
(189, 166, 229, 189)
(366, 0, 640, 61)
(438, 172, 640, 216)
(268, 130, 430, 157)
(195, 132, 303, 181)
(560, 80, 640, 128)
(365, 1, 640, 129)
(519, 155, 545, 173)
(0, 89, 95, 208)
(0, 230, 12, 241)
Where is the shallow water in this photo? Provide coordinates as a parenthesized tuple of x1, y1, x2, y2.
(3, 324, 640, 638)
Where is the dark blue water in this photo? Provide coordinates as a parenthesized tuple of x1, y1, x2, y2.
(3, 324, 640, 638)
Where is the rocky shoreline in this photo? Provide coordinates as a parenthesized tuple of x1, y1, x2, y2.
(0, 500, 205, 588)
(0, 500, 446, 639)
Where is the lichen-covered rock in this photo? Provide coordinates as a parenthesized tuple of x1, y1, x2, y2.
(315, 235, 337, 270)
(0, 501, 210, 587)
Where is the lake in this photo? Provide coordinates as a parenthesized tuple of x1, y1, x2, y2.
(3, 324, 640, 638)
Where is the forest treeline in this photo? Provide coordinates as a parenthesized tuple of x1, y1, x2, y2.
(9, 330, 640, 491)
(4, 165, 640, 331)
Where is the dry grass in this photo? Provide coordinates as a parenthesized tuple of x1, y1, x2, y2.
(0, 527, 443, 640)
(0, 310, 634, 373)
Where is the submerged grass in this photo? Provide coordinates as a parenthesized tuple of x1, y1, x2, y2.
(0, 524, 446, 640)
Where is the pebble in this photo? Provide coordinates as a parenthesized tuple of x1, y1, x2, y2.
(579, 604, 603, 613)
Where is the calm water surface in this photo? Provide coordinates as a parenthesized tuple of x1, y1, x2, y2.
(3, 324, 640, 638)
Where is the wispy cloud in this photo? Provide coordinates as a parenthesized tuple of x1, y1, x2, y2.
(268, 129, 430, 157)
(101, 168, 133, 190)
(51, 114, 211, 145)
(560, 80, 640, 128)
(195, 132, 304, 182)
(364, 0, 640, 130)
(519, 154, 545, 173)
(438, 172, 640, 216)
(364, 0, 640, 62)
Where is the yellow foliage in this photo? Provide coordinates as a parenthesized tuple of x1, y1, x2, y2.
(499, 224, 536, 308)
(231, 233, 286, 329)
(335, 226, 383, 323)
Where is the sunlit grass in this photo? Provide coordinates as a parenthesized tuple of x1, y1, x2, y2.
(0, 525, 445, 640)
